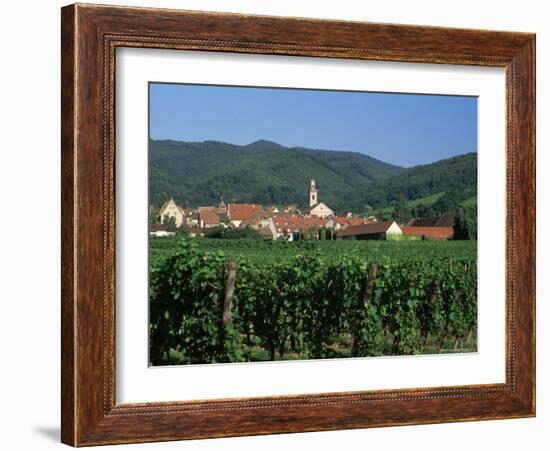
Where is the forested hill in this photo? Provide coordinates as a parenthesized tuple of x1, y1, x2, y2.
(354, 152, 477, 213)
(149, 139, 476, 212)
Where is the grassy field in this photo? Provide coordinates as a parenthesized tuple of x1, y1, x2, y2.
(368, 191, 446, 217)
(461, 195, 477, 207)
(150, 236, 477, 267)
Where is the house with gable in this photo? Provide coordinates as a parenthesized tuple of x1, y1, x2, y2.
(198, 210, 221, 228)
(227, 203, 263, 227)
(325, 216, 370, 231)
(159, 198, 185, 228)
(402, 213, 455, 240)
(337, 220, 403, 240)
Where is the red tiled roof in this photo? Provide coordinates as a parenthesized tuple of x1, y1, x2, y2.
(271, 213, 326, 233)
(348, 218, 369, 226)
(407, 217, 438, 227)
(334, 217, 370, 227)
(338, 220, 398, 237)
(199, 211, 220, 225)
(227, 203, 263, 221)
(408, 213, 456, 228)
(334, 216, 349, 225)
(401, 226, 453, 239)
(301, 217, 327, 228)
(434, 213, 456, 228)
(198, 206, 226, 215)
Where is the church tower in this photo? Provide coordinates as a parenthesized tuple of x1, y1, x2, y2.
(309, 179, 318, 207)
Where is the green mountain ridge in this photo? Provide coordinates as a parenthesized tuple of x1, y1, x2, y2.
(149, 139, 477, 212)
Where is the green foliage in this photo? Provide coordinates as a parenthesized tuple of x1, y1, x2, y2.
(176, 227, 188, 237)
(411, 203, 435, 218)
(149, 205, 159, 225)
(149, 241, 244, 365)
(149, 238, 477, 364)
(162, 215, 177, 229)
(149, 139, 403, 210)
(392, 194, 412, 223)
(371, 192, 444, 218)
(149, 139, 477, 212)
(149, 236, 476, 267)
(374, 154, 477, 209)
(204, 226, 264, 240)
(453, 205, 477, 240)
(431, 185, 477, 215)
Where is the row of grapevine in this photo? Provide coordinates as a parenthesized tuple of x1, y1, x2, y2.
(150, 235, 477, 266)
(149, 240, 477, 365)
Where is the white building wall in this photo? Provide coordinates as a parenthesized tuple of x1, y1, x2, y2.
(309, 202, 334, 219)
(159, 199, 184, 227)
(386, 221, 403, 236)
(149, 231, 176, 237)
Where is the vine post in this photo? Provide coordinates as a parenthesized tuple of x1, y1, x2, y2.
(351, 263, 378, 357)
(220, 259, 237, 354)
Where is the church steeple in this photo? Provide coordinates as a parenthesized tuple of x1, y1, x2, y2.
(309, 179, 318, 207)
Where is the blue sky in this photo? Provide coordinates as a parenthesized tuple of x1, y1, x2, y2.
(149, 83, 477, 167)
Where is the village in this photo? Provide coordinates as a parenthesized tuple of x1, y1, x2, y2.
(150, 179, 455, 241)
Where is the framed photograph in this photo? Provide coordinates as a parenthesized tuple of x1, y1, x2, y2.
(61, 3, 535, 446)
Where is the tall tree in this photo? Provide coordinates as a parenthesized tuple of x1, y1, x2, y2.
(392, 194, 412, 224)
(453, 205, 477, 240)
(411, 203, 434, 218)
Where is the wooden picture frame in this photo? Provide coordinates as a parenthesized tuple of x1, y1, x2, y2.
(61, 3, 535, 446)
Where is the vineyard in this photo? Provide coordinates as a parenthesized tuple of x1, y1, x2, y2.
(149, 237, 477, 365)
(150, 236, 477, 266)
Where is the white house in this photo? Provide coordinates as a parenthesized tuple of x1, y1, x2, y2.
(159, 198, 185, 228)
